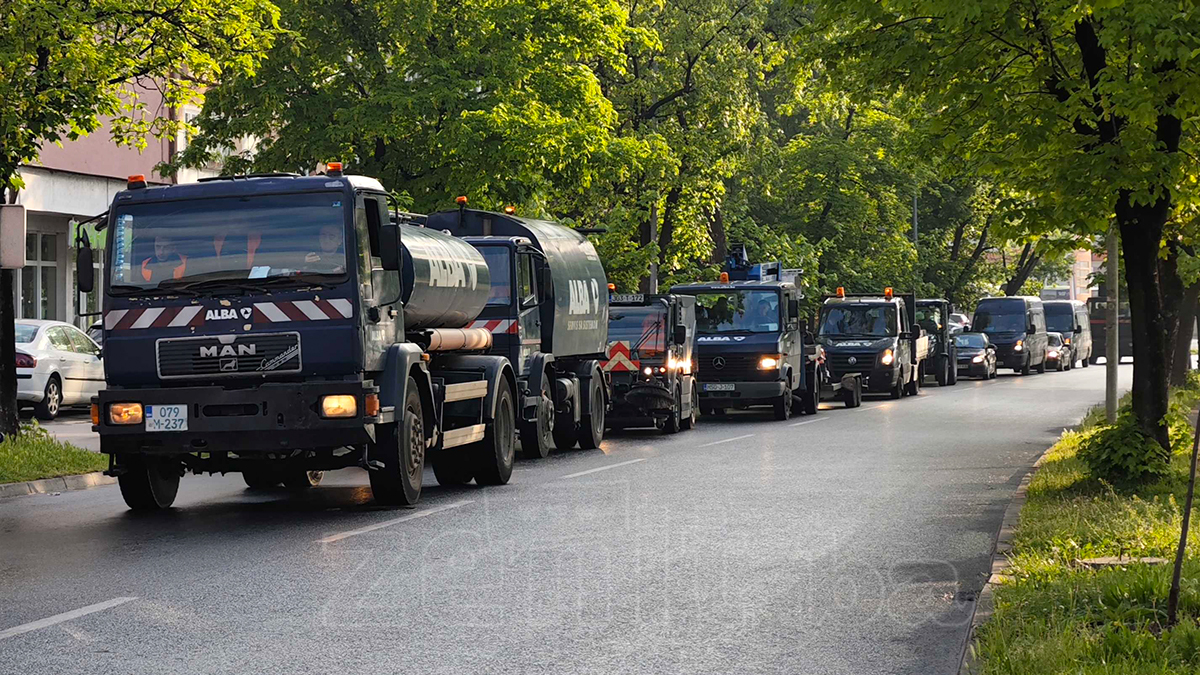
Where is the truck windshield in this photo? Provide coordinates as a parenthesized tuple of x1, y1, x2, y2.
(819, 304, 897, 337)
(694, 290, 779, 333)
(973, 301, 1027, 333)
(609, 306, 668, 356)
(477, 247, 512, 306)
(1045, 304, 1075, 333)
(108, 192, 348, 293)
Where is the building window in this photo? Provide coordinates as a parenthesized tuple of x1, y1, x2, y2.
(17, 232, 59, 320)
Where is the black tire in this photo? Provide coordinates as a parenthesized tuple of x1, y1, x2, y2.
(905, 363, 922, 396)
(577, 374, 605, 449)
(842, 381, 858, 408)
(34, 375, 61, 421)
(118, 455, 181, 511)
(947, 355, 958, 385)
(773, 388, 792, 421)
(681, 382, 699, 430)
(243, 469, 281, 489)
(664, 386, 682, 434)
(471, 383, 516, 486)
(1083, 353, 1091, 367)
(890, 372, 904, 399)
(802, 386, 819, 415)
(935, 356, 948, 386)
(1021, 358, 1031, 376)
(431, 452, 474, 486)
(1036, 356, 1047, 374)
(369, 377, 425, 506)
(552, 412, 577, 451)
(283, 470, 324, 489)
(520, 374, 554, 459)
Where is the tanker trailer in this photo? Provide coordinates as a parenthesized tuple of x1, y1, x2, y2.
(424, 202, 609, 458)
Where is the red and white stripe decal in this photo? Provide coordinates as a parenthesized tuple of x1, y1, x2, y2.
(253, 299, 353, 323)
(105, 306, 205, 331)
(466, 319, 518, 334)
(104, 299, 353, 330)
(602, 341, 640, 372)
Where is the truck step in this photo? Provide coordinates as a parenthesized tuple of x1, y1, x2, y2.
(443, 380, 489, 403)
(442, 424, 486, 449)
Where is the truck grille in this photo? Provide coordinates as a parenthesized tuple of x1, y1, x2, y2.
(700, 353, 773, 382)
(827, 351, 876, 377)
(156, 332, 302, 379)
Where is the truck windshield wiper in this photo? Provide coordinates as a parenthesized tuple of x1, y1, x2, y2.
(109, 283, 200, 298)
(631, 319, 663, 353)
(159, 272, 340, 296)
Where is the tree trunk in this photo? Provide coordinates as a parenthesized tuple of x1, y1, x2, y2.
(0, 269, 18, 439)
(1167, 408, 1200, 626)
(1170, 293, 1199, 387)
(656, 183, 684, 270)
(1117, 190, 1172, 451)
(1002, 243, 1039, 296)
(638, 199, 657, 293)
(708, 205, 726, 265)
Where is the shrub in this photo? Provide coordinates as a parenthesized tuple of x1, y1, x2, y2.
(1078, 413, 1173, 483)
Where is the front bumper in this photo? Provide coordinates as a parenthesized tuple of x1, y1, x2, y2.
(957, 360, 988, 377)
(95, 381, 379, 455)
(696, 380, 787, 406)
(830, 366, 897, 393)
(1000, 352, 1029, 369)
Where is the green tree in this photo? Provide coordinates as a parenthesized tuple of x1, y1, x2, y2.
(814, 0, 1200, 455)
(0, 0, 279, 438)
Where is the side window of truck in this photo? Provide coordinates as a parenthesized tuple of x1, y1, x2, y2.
(517, 254, 535, 305)
(363, 197, 382, 260)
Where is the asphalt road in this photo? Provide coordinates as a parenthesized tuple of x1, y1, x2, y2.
(2, 364, 1130, 674)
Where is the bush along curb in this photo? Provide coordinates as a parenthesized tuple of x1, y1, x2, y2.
(0, 472, 116, 500)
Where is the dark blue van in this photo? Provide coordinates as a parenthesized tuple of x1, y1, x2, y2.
(972, 296, 1048, 375)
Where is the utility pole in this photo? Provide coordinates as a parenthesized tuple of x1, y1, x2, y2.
(1106, 223, 1119, 423)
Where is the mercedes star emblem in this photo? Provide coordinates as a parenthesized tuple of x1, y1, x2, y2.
(712, 357, 725, 370)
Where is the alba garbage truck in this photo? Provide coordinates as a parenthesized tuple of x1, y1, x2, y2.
(424, 204, 610, 459)
(79, 168, 517, 510)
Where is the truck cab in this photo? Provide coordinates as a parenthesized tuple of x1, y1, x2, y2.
(818, 289, 929, 399)
(424, 207, 610, 459)
(80, 171, 517, 510)
(915, 298, 959, 386)
(671, 254, 816, 420)
(603, 292, 699, 433)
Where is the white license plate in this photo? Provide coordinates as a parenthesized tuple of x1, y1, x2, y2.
(145, 404, 188, 432)
(704, 383, 735, 392)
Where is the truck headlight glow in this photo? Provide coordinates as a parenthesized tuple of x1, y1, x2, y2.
(320, 395, 358, 418)
(1014, 340, 1024, 352)
(109, 402, 143, 425)
(881, 349, 894, 366)
(972, 354, 984, 363)
(643, 366, 653, 376)
(758, 355, 781, 370)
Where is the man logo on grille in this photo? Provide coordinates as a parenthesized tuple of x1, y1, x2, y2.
(712, 357, 725, 370)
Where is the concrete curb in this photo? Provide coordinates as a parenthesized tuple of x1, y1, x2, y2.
(0, 472, 115, 500)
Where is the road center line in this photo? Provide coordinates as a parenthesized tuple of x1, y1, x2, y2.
(0, 597, 137, 642)
(316, 499, 474, 543)
(696, 433, 756, 448)
(789, 417, 829, 427)
(559, 458, 647, 479)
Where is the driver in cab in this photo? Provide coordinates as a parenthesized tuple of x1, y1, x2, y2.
(141, 235, 188, 283)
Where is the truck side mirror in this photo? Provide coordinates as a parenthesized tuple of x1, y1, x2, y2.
(673, 325, 687, 345)
(910, 325, 922, 340)
(1075, 325, 1083, 334)
(76, 245, 94, 293)
(379, 223, 401, 271)
(788, 298, 800, 319)
(1028, 323, 1037, 334)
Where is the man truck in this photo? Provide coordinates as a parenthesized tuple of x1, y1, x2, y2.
(603, 292, 699, 433)
(80, 168, 518, 510)
(424, 204, 610, 459)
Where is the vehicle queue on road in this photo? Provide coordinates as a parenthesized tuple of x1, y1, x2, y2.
(37, 168, 1105, 511)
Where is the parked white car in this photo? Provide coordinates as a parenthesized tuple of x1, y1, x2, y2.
(15, 320, 106, 420)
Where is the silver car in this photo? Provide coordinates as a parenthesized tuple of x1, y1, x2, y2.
(15, 320, 106, 420)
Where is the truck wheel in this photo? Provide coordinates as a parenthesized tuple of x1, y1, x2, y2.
(935, 356, 948, 386)
(1083, 353, 1091, 367)
(681, 382, 699, 430)
(664, 386, 682, 434)
(369, 377, 424, 506)
(471, 383, 516, 485)
(801, 386, 819, 415)
(520, 375, 554, 459)
(1021, 358, 1031, 376)
(243, 469, 281, 489)
(577, 374, 605, 450)
(1036, 356, 1047, 374)
(947, 358, 958, 385)
(890, 373, 903, 399)
(283, 470, 324, 489)
(552, 414, 577, 451)
(772, 389, 792, 421)
(118, 455, 181, 511)
(34, 375, 61, 421)
(431, 453, 473, 486)
(842, 381, 861, 408)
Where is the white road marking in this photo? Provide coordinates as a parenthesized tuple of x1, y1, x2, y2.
(696, 433, 756, 448)
(0, 597, 137, 642)
(559, 458, 647, 479)
(789, 417, 829, 427)
(316, 500, 474, 543)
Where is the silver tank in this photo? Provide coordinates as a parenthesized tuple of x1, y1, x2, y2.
(400, 224, 491, 329)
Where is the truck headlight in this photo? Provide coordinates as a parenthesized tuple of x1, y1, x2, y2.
(972, 354, 984, 363)
(320, 395, 358, 418)
(881, 349, 894, 366)
(1014, 340, 1024, 352)
(643, 366, 653, 376)
(758, 355, 781, 370)
(109, 402, 143, 425)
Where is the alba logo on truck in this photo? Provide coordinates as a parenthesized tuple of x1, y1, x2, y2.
(568, 279, 600, 315)
(205, 308, 252, 321)
(199, 344, 257, 358)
